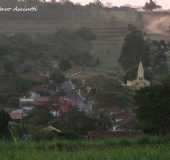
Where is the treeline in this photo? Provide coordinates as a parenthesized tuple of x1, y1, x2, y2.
(0, 0, 136, 10)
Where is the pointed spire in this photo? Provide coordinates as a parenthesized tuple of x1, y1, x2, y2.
(137, 61, 144, 80)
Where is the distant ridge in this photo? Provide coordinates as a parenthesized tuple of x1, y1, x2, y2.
(0, 4, 169, 68)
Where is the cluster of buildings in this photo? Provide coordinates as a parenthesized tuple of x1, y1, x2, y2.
(9, 76, 94, 121)
(9, 61, 149, 134)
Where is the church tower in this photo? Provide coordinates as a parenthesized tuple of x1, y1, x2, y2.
(137, 61, 144, 81)
(125, 61, 150, 90)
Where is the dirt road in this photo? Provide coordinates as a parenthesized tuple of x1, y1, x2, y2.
(145, 16, 170, 36)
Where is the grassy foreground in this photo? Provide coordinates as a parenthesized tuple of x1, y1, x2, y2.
(0, 136, 170, 160)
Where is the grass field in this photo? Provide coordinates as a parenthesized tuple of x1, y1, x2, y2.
(0, 136, 170, 160)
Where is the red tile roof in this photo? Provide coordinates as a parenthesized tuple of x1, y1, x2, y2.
(10, 110, 23, 120)
(33, 96, 50, 108)
(33, 96, 73, 113)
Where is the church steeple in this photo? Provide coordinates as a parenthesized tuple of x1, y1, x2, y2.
(125, 61, 150, 90)
(137, 61, 144, 81)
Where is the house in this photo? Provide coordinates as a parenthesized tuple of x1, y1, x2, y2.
(33, 96, 51, 108)
(33, 96, 73, 116)
(55, 80, 93, 112)
(9, 109, 23, 121)
(31, 85, 49, 97)
(19, 97, 34, 108)
(19, 85, 49, 108)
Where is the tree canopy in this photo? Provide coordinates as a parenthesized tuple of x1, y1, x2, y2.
(143, 0, 162, 11)
(119, 30, 150, 80)
(0, 110, 11, 138)
(135, 76, 170, 135)
(119, 30, 169, 81)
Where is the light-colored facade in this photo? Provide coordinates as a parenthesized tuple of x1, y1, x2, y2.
(126, 61, 150, 90)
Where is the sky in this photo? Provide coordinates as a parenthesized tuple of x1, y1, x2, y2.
(51, 0, 170, 9)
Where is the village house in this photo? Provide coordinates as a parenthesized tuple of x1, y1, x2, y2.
(33, 96, 73, 116)
(9, 109, 23, 122)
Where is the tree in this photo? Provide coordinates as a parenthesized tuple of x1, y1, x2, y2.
(119, 30, 150, 80)
(53, 108, 113, 135)
(59, 59, 71, 72)
(87, 0, 104, 8)
(25, 108, 51, 126)
(54, 108, 95, 134)
(54, 28, 96, 67)
(147, 40, 169, 80)
(0, 110, 11, 138)
(87, 76, 134, 110)
(119, 28, 170, 80)
(75, 27, 96, 41)
(50, 69, 66, 85)
(135, 76, 170, 135)
(92, 110, 113, 130)
(143, 0, 161, 11)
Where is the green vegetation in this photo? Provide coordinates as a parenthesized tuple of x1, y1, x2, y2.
(0, 28, 96, 75)
(52, 108, 113, 135)
(0, 28, 97, 109)
(135, 75, 170, 135)
(119, 30, 150, 80)
(119, 30, 169, 81)
(0, 137, 170, 160)
(143, 0, 162, 11)
(0, 75, 45, 109)
(0, 110, 11, 139)
(22, 108, 113, 139)
(87, 75, 133, 110)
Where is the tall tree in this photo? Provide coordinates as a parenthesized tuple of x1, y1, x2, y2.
(87, 0, 104, 8)
(0, 110, 11, 139)
(135, 76, 170, 135)
(143, 0, 161, 11)
(119, 30, 150, 80)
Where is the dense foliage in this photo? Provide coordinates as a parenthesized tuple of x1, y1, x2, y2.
(24, 107, 113, 137)
(119, 30, 150, 80)
(143, 0, 162, 11)
(86, 75, 134, 110)
(0, 28, 96, 75)
(135, 76, 170, 135)
(119, 30, 169, 81)
(0, 110, 11, 138)
(0, 28, 97, 108)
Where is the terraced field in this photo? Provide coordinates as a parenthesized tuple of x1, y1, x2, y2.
(0, 7, 141, 69)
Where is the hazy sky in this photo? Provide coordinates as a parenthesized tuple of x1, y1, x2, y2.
(53, 0, 170, 9)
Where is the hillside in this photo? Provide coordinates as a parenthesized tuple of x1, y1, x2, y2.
(142, 11, 170, 40)
(0, 4, 170, 69)
(0, 5, 142, 69)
